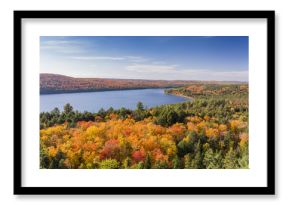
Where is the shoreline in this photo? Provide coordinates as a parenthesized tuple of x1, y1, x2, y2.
(40, 86, 179, 95)
(164, 90, 194, 100)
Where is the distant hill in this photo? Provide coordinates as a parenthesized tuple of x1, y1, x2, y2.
(40, 73, 245, 94)
(165, 84, 248, 98)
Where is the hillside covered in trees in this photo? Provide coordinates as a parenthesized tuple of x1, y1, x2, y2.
(40, 73, 243, 94)
(40, 84, 248, 169)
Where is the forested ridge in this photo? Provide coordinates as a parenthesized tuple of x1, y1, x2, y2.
(40, 84, 249, 169)
(40, 73, 243, 94)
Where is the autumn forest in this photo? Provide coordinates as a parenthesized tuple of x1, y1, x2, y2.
(40, 84, 249, 169)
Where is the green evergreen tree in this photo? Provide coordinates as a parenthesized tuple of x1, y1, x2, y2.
(137, 101, 144, 111)
(63, 103, 73, 114)
(203, 149, 223, 169)
(238, 142, 249, 168)
(172, 156, 182, 169)
(144, 154, 152, 169)
(223, 148, 239, 169)
(122, 157, 131, 169)
(184, 154, 193, 169)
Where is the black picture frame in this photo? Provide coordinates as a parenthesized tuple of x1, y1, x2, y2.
(14, 10, 275, 195)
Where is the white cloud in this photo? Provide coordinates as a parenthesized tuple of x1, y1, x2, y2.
(40, 40, 85, 54)
(41, 40, 74, 45)
(126, 63, 248, 81)
(126, 64, 178, 73)
(70, 56, 125, 61)
(68, 55, 149, 62)
(152, 61, 167, 65)
(125, 56, 148, 63)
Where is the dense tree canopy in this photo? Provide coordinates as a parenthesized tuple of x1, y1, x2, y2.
(40, 84, 248, 169)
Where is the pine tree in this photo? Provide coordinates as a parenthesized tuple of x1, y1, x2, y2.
(223, 148, 239, 169)
(144, 154, 152, 169)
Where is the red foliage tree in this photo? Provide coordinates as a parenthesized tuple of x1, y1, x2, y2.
(99, 139, 120, 160)
(132, 148, 146, 163)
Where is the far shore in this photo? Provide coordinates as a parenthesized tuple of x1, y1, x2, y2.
(40, 86, 179, 95)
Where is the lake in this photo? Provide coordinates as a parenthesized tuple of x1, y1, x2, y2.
(40, 88, 190, 112)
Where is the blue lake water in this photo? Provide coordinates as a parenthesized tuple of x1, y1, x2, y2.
(40, 88, 190, 112)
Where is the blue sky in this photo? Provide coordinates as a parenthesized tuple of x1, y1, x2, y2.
(40, 36, 248, 81)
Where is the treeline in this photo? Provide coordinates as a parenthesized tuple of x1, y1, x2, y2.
(40, 102, 150, 129)
(41, 93, 248, 130)
(165, 84, 248, 98)
(40, 104, 95, 129)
